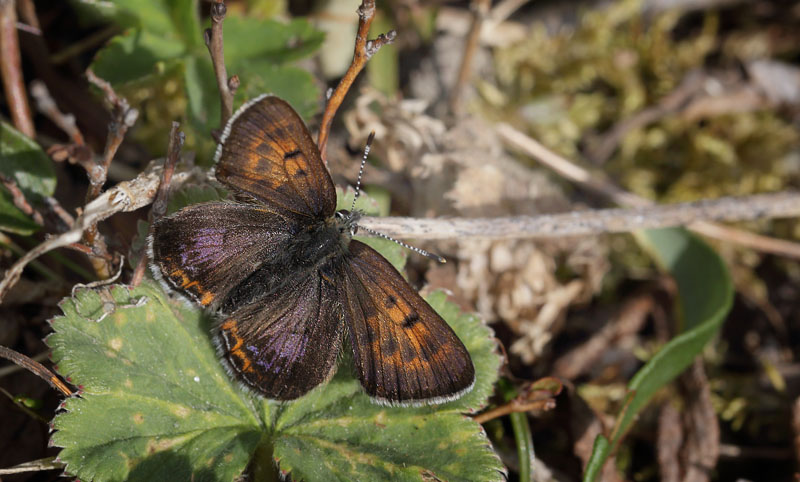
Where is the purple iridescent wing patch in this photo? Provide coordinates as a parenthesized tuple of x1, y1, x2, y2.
(149, 203, 291, 310)
(217, 267, 344, 400)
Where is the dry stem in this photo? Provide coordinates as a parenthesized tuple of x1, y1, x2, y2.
(359, 191, 800, 240)
(0, 175, 44, 226)
(449, 0, 491, 115)
(204, 1, 236, 128)
(0, 0, 34, 137)
(497, 122, 800, 259)
(0, 345, 72, 396)
(131, 123, 184, 286)
(84, 69, 138, 276)
(30, 79, 86, 145)
(317, 0, 396, 162)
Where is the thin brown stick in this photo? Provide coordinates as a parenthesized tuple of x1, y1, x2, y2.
(0, 350, 47, 379)
(359, 191, 800, 240)
(0, 457, 65, 475)
(0, 345, 72, 396)
(449, 0, 491, 115)
(0, 0, 34, 137)
(317, 0, 396, 162)
(497, 122, 800, 259)
(30, 79, 86, 145)
(44, 196, 74, 228)
(204, 1, 235, 128)
(472, 398, 555, 424)
(15, 0, 38, 30)
(84, 69, 138, 277)
(131, 123, 184, 286)
(0, 174, 44, 226)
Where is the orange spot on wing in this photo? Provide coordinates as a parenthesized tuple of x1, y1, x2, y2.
(221, 320, 255, 374)
(168, 268, 215, 306)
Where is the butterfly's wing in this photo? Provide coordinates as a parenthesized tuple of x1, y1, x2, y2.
(217, 270, 343, 400)
(214, 95, 336, 220)
(149, 202, 294, 310)
(341, 241, 475, 405)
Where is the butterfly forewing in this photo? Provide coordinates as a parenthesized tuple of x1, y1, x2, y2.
(217, 270, 344, 400)
(214, 95, 337, 220)
(342, 241, 475, 405)
(149, 203, 294, 310)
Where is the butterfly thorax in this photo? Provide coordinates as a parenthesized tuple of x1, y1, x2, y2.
(288, 210, 362, 267)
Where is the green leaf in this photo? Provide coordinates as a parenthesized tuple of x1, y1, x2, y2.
(91, 0, 200, 42)
(50, 198, 503, 481)
(0, 122, 55, 234)
(86, 1, 323, 161)
(235, 63, 320, 121)
(583, 227, 733, 481)
(48, 283, 262, 481)
(0, 122, 56, 199)
(0, 188, 40, 235)
(223, 17, 324, 66)
(167, 184, 228, 214)
(91, 29, 186, 85)
(583, 435, 611, 482)
(367, 12, 399, 96)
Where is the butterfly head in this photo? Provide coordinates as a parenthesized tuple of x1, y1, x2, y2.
(335, 209, 363, 237)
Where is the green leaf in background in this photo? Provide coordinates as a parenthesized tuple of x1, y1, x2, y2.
(0, 122, 56, 234)
(86, 0, 323, 161)
(49, 189, 503, 481)
(0, 189, 41, 235)
(367, 11, 399, 96)
(0, 122, 56, 199)
(583, 227, 733, 481)
(223, 16, 324, 66)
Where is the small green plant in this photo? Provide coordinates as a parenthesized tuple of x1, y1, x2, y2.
(82, 0, 323, 160)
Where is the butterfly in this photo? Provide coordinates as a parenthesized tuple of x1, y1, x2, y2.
(148, 94, 475, 405)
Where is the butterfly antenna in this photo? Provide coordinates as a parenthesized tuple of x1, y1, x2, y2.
(359, 225, 446, 264)
(350, 131, 375, 212)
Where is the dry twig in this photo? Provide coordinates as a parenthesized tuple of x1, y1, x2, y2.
(204, 1, 237, 128)
(30, 80, 86, 146)
(317, 0, 396, 162)
(497, 122, 800, 259)
(359, 191, 800, 240)
(131, 123, 184, 286)
(677, 359, 719, 482)
(0, 345, 72, 396)
(0, 457, 65, 475)
(0, 0, 34, 137)
(449, 0, 491, 115)
(84, 69, 139, 277)
(0, 174, 44, 226)
(473, 394, 556, 424)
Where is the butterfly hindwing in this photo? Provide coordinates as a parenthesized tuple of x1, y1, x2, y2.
(149, 202, 294, 309)
(342, 241, 475, 405)
(214, 95, 337, 220)
(217, 270, 344, 400)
